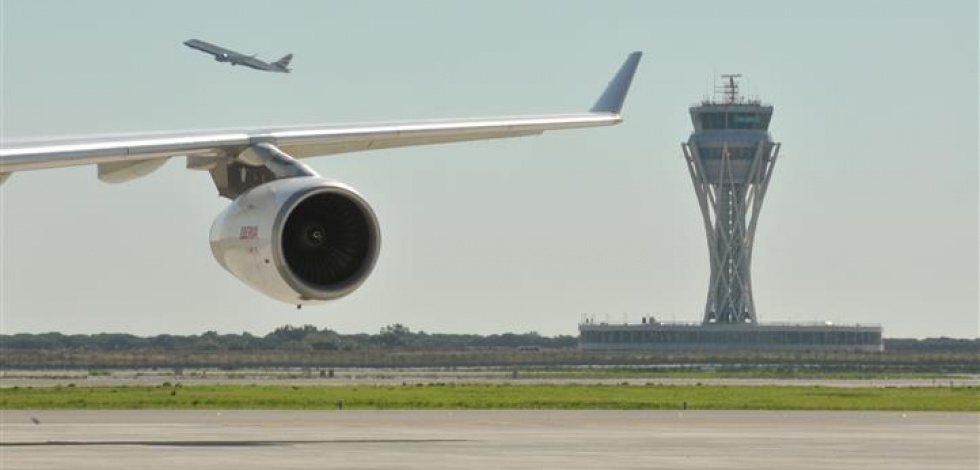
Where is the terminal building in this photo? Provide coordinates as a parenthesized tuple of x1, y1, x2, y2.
(579, 75, 883, 352)
(579, 319, 883, 352)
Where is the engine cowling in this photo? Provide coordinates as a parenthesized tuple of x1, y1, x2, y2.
(209, 177, 380, 305)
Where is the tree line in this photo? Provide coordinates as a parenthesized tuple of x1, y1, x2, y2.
(0, 324, 975, 352)
(0, 324, 577, 352)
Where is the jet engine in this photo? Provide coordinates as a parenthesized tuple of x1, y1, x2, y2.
(209, 177, 380, 305)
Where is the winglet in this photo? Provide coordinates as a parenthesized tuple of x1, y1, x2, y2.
(590, 51, 642, 114)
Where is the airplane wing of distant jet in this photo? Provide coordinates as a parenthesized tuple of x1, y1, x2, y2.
(183, 39, 292, 73)
(0, 52, 641, 306)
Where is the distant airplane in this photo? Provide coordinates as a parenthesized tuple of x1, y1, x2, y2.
(0, 52, 641, 307)
(183, 39, 292, 73)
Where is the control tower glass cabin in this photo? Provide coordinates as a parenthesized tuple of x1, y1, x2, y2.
(682, 75, 780, 325)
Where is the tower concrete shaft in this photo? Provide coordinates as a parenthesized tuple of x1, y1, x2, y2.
(682, 75, 780, 325)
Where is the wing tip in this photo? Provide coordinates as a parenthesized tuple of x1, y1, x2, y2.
(589, 51, 643, 115)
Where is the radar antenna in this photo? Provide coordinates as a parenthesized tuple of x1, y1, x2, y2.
(717, 73, 742, 104)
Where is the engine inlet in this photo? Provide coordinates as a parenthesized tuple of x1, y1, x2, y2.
(282, 192, 374, 288)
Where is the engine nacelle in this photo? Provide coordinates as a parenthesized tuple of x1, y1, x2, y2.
(209, 177, 380, 305)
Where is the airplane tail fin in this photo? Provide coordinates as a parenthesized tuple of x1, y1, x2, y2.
(273, 54, 293, 70)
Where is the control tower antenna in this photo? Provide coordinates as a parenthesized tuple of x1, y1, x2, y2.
(717, 73, 742, 104)
(682, 74, 781, 325)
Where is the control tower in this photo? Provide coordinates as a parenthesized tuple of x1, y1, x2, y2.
(577, 76, 883, 352)
(682, 75, 780, 325)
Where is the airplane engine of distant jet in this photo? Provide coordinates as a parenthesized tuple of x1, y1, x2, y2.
(209, 177, 380, 305)
(215, 54, 229, 62)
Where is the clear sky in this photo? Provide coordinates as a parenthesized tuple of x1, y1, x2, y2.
(1, 0, 977, 339)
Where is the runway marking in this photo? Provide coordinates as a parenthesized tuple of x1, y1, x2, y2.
(0, 439, 471, 448)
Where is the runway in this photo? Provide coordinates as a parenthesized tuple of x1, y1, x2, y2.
(2, 410, 977, 469)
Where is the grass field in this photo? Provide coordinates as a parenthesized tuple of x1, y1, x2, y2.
(2, 384, 977, 411)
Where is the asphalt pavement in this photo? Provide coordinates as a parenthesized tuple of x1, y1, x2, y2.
(2, 410, 977, 469)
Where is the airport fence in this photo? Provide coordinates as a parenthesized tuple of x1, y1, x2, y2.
(0, 348, 977, 373)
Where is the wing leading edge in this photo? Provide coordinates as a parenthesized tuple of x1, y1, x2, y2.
(0, 51, 642, 184)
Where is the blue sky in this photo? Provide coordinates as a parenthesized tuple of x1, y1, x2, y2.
(1, 0, 977, 338)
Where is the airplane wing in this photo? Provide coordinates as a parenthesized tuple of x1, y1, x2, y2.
(1, 52, 641, 187)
